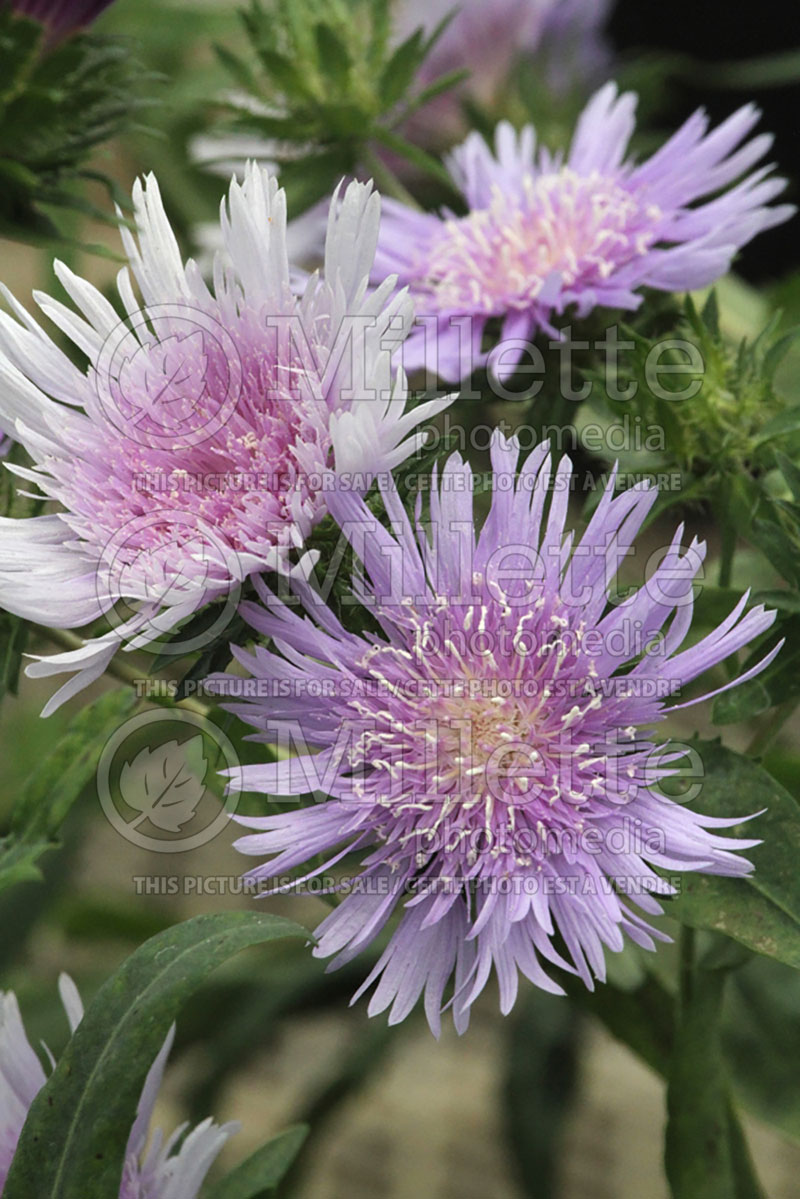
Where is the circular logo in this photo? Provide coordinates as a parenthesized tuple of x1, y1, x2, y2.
(97, 708, 241, 852)
(95, 303, 242, 450)
(96, 510, 243, 657)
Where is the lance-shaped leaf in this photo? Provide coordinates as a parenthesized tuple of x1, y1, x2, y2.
(206, 1125, 309, 1199)
(3, 911, 309, 1199)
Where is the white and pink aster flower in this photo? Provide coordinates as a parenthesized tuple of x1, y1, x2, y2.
(212, 433, 778, 1035)
(0, 975, 237, 1195)
(0, 165, 451, 714)
(374, 83, 795, 382)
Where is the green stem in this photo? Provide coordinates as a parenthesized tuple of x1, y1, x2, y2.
(746, 697, 800, 757)
(718, 523, 735, 589)
(678, 925, 695, 1015)
(42, 628, 210, 717)
(362, 145, 422, 209)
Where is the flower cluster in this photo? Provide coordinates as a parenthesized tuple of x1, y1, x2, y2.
(0, 64, 792, 1042)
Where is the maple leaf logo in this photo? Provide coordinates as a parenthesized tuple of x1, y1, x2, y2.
(117, 331, 212, 432)
(118, 736, 207, 833)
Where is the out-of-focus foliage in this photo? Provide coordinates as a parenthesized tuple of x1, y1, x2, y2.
(214, 0, 464, 208)
(0, 7, 154, 245)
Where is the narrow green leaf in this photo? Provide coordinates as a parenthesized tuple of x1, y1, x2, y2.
(206, 1125, 309, 1199)
(372, 125, 456, 189)
(252, 46, 311, 98)
(776, 451, 800, 503)
(762, 328, 799, 379)
(701, 289, 721, 338)
(214, 43, 259, 94)
(0, 612, 28, 700)
(314, 22, 352, 91)
(749, 518, 800, 587)
(4, 912, 309, 1199)
(754, 404, 800, 446)
(378, 29, 423, 108)
(401, 67, 469, 120)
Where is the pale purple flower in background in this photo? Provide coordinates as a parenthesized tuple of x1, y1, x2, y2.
(10, 0, 116, 41)
(0, 975, 237, 1195)
(374, 83, 795, 382)
(0, 165, 450, 714)
(213, 433, 778, 1034)
(395, 0, 613, 145)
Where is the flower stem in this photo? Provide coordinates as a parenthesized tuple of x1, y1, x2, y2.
(678, 924, 695, 1014)
(746, 698, 799, 757)
(718, 524, 735, 589)
(362, 146, 422, 210)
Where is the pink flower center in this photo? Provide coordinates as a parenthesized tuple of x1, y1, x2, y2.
(343, 597, 625, 872)
(419, 170, 662, 313)
(46, 310, 335, 591)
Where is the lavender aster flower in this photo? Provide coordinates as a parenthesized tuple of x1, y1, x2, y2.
(374, 83, 795, 382)
(0, 165, 450, 714)
(214, 434, 778, 1034)
(0, 975, 237, 1194)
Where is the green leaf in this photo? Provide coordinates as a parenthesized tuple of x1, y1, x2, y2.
(713, 619, 800, 724)
(775, 451, 800, 503)
(749, 518, 800, 587)
(725, 957, 800, 1144)
(207, 1125, 309, 1199)
(4, 911, 309, 1199)
(762, 329, 800, 380)
(0, 12, 43, 106)
(712, 678, 772, 724)
(701, 289, 721, 339)
(0, 611, 28, 701)
(214, 43, 259, 94)
(251, 45, 311, 98)
(372, 125, 456, 189)
(669, 874, 800, 970)
(378, 29, 423, 108)
(0, 688, 136, 892)
(314, 22, 352, 91)
(400, 67, 469, 120)
(754, 404, 800, 446)
(666, 742, 800, 970)
(704, 49, 800, 89)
